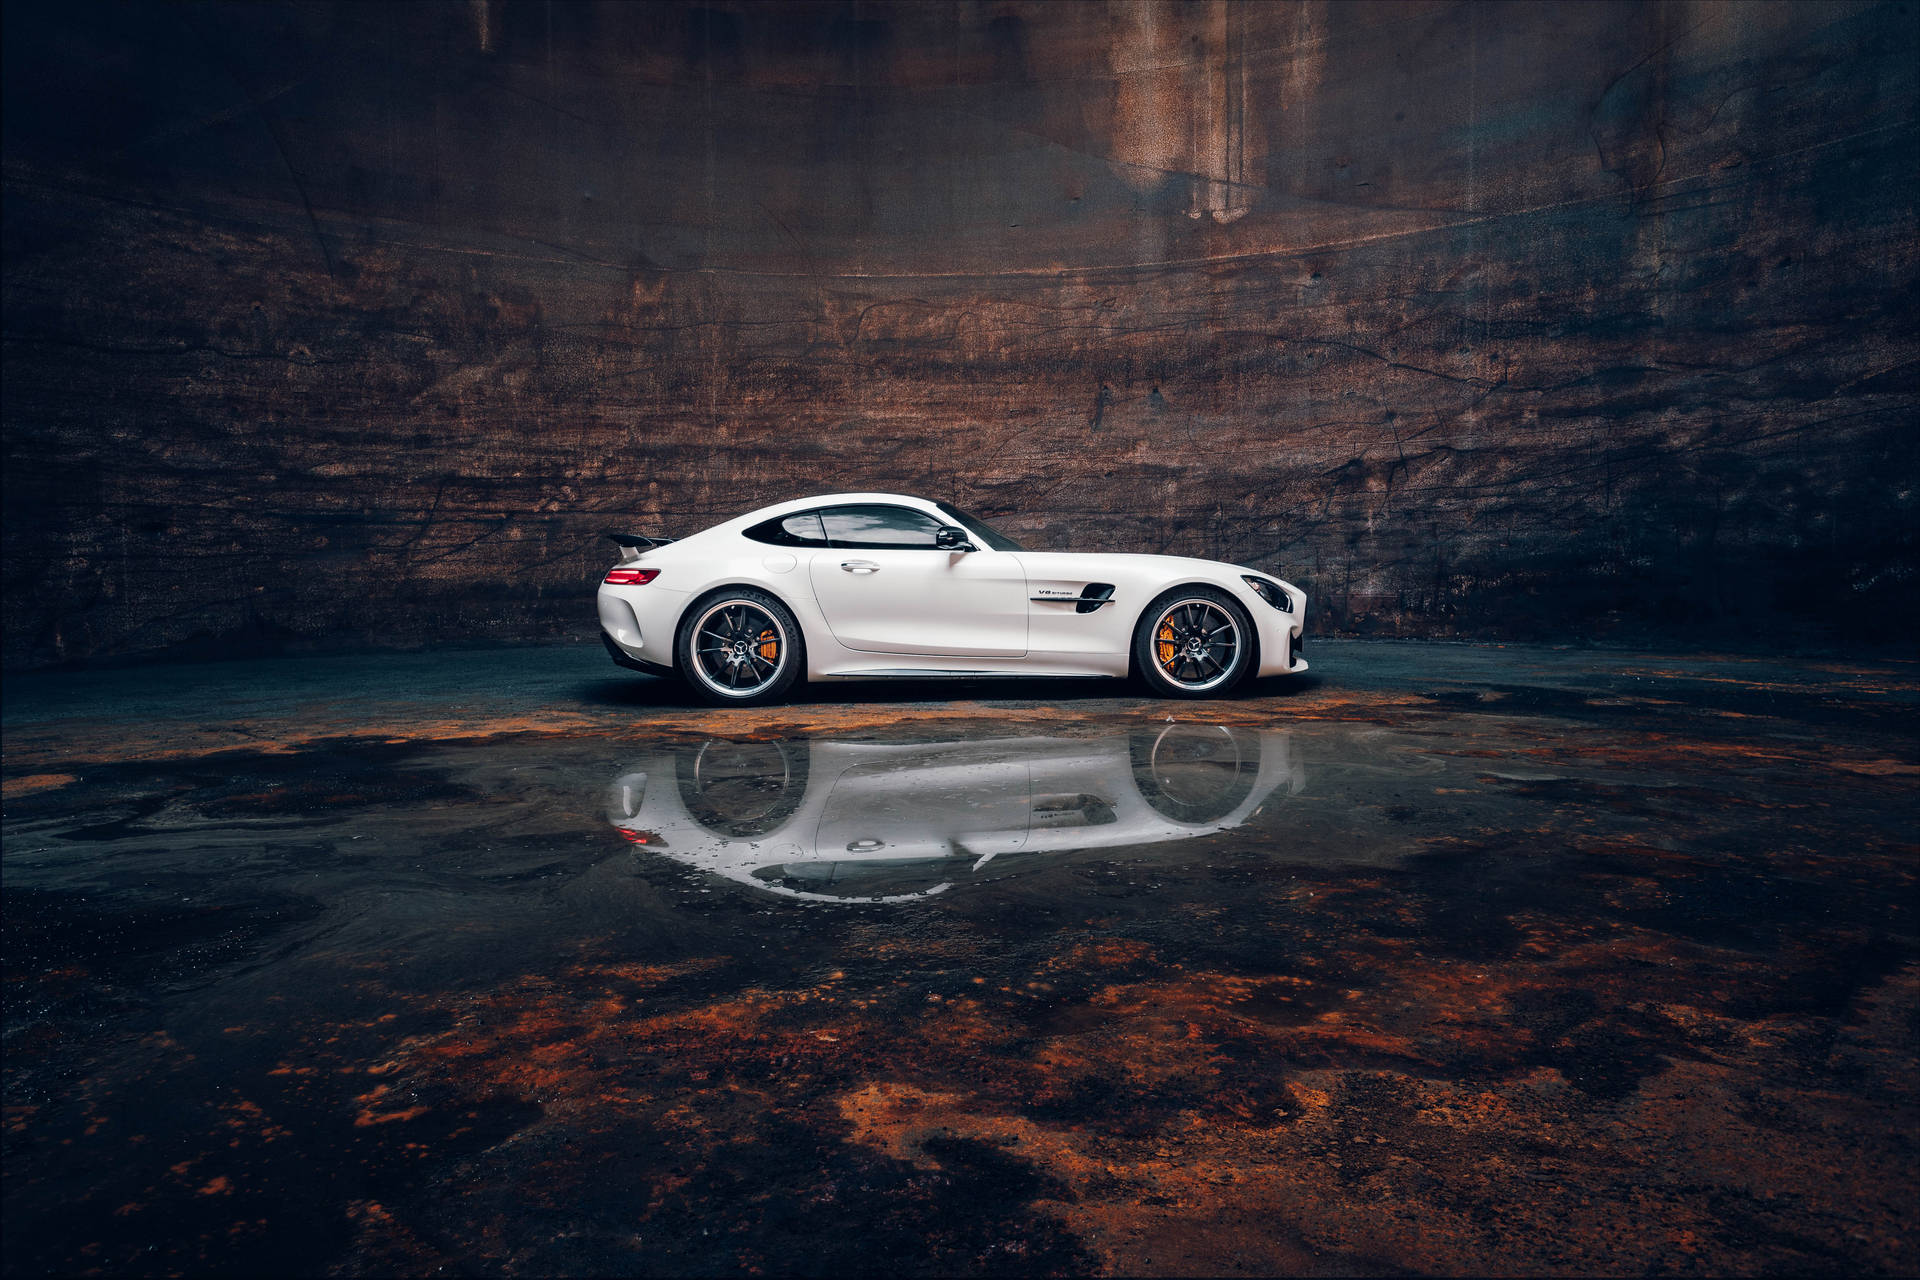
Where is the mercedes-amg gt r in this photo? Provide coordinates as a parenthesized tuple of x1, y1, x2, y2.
(595, 493, 1307, 705)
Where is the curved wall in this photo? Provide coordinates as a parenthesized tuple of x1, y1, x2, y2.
(4, 0, 1915, 665)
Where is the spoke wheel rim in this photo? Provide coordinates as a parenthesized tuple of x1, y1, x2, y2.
(1152, 599, 1240, 692)
(1147, 723, 1246, 802)
(691, 601, 788, 697)
(688, 740, 797, 831)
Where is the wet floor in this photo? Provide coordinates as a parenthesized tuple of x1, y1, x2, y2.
(4, 641, 1917, 1275)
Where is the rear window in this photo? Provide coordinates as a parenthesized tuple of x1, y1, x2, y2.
(744, 511, 828, 547)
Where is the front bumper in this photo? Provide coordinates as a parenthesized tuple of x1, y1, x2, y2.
(1251, 586, 1309, 677)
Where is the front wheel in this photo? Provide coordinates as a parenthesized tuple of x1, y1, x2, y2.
(676, 589, 805, 707)
(1132, 586, 1254, 698)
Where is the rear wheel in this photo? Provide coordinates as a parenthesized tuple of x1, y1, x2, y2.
(675, 738, 809, 836)
(1132, 586, 1254, 698)
(677, 589, 804, 706)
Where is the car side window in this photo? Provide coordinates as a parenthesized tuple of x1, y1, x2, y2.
(744, 511, 828, 547)
(820, 505, 945, 549)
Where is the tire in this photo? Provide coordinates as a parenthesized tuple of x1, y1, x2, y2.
(1132, 586, 1255, 698)
(676, 588, 805, 706)
(675, 738, 809, 837)
(1129, 725, 1258, 822)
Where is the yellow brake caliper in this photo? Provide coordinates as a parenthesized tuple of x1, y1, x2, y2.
(1157, 621, 1177, 670)
(757, 628, 779, 664)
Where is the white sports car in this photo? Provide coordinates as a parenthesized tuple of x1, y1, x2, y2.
(595, 492, 1307, 705)
(607, 726, 1306, 904)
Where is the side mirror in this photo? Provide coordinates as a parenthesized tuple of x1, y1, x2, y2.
(935, 526, 976, 551)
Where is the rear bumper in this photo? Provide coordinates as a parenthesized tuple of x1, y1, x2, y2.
(600, 629, 676, 678)
(597, 582, 689, 674)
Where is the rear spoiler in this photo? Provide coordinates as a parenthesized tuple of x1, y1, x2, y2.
(603, 530, 677, 564)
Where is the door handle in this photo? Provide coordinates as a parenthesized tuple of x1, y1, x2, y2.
(840, 560, 880, 573)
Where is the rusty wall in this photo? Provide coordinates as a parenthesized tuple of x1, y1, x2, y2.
(3, 0, 1915, 667)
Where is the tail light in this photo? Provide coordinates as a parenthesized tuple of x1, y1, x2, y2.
(604, 568, 659, 585)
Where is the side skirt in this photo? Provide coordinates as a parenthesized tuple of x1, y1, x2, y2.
(809, 669, 1117, 681)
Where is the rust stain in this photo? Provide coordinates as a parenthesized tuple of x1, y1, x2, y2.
(254, 928, 1914, 1275)
(0, 685, 1705, 773)
(1, 772, 77, 797)
(352, 1106, 431, 1128)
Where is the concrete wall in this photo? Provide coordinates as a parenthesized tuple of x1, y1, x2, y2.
(4, 0, 1915, 667)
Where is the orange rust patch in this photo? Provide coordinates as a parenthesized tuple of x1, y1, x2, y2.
(1831, 758, 1920, 777)
(297, 915, 1910, 1273)
(1041, 937, 1160, 973)
(353, 1105, 431, 1128)
(0, 687, 1441, 771)
(2, 772, 78, 798)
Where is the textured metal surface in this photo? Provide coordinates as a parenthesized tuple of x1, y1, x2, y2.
(3, 1, 1916, 666)
(3, 641, 1916, 1273)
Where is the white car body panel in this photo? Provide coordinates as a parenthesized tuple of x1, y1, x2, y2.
(807, 547, 1030, 657)
(607, 728, 1307, 903)
(595, 491, 1308, 685)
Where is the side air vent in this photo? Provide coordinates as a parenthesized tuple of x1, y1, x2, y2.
(1031, 792, 1118, 828)
(1077, 584, 1116, 614)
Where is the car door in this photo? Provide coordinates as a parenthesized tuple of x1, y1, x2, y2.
(806, 504, 1028, 657)
(814, 744, 1032, 863)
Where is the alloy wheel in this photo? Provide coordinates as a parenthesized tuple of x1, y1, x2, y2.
(690, 601, 788, 697)
(1151, 598, 1241, 692)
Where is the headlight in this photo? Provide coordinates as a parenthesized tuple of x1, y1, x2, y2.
(1242, 576, 1293, 613)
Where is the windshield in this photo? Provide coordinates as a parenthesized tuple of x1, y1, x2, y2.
(933, 501, 1026, 552)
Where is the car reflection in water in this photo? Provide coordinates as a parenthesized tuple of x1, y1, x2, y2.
(607, 726, 1305, 903)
